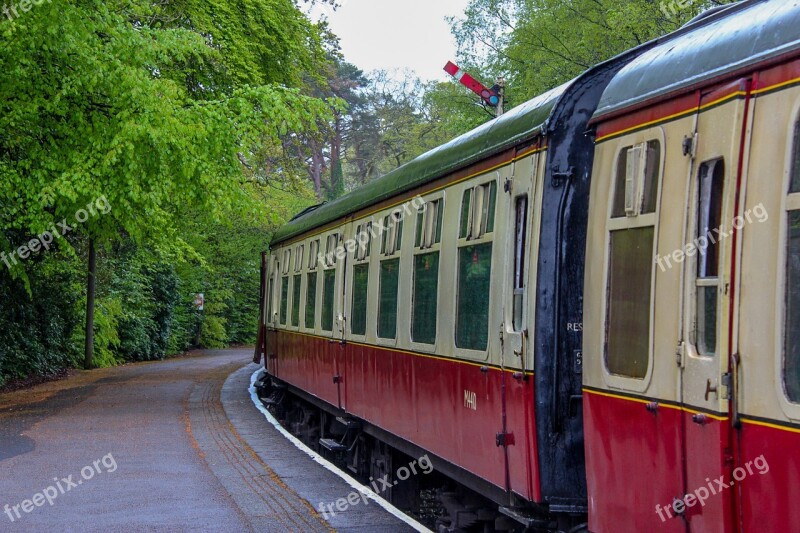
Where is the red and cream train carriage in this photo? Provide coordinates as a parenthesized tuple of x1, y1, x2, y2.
(256, 1, 800, 530)
(584, 1, 800, 531)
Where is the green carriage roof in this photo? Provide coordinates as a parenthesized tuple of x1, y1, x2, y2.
(594, 0, 800, 121)
(270, 81, 570, 246)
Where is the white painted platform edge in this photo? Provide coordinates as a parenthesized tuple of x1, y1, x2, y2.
(248, 369, 432, 533)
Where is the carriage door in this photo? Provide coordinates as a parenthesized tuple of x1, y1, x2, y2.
(679, 79, 750, 532)
(266, 253, 280, 376)
(322, 229, 346, 409)
(501, 148, 540, 500)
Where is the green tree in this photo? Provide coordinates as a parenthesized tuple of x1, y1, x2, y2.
(0, 0, 333, 368)
(451, 0, 738, 103)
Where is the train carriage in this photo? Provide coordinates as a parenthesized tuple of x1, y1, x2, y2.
(255, 56, 643, 529)
(583, 1, 800, 531)
(254, 1, 800, 531)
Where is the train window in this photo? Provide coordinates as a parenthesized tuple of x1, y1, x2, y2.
(785, 211, 800, 401)
(378, 259, 400, 339)
(280, 276, 289, 325)
(354, 223, 372, 261)
(459, 181, 497, 240)
(415, 199, 443, 249)
(612, 141, 661, 218)
(456, 243, 493, 350)
(282, 249, 291, 274)
(412, 252, 439, 344)
(784, 125, 800, 402)
(485, 181, 497, 233)
(268, 277, 275, 324)
(513, 196, 528, 331)
(270, 257, 279, 322)
(324, 234, 339, 267)
(294, 245, 304, 272)
(321, 269, 336, 332)
(606, 227, 653, 378)
(396, 219, 404, 251)
(459, 189, 472, 238)
(695, 159, 724, 356)
(791, 120, 800, 194)
(381, 213, 403, 255)
(351, 264, 369, 336)
(305, 271, 317, 329)
(611, 150, 628, 218)
(308, 240, 320, 269)
(642, 142, 661, 214)
(291, 274, 301, 327)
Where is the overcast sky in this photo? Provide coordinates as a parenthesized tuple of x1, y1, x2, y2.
(307, 0, 472, 81)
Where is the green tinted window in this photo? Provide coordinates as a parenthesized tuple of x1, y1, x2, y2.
(434, 202, 443, 243)
(378, 259, 400, 339)
(322, 269, 336, 332)
(305, 272, 317, 328)
(351, 264, 369, 336)
(456, 244, 492, 350)
(268, 277, 274, 322)
(280, 277, 289, 325)
(291, 274, 301, 327)
(485, 181, 497, 233)
(415, 210, 424, 247)
(642, 141, 661, 214)
(606, 227, 654, 378)
(785, 211, 800, 401)
(396, 220, 403, 251)
(382, 218, 388, 254)
(791, 120, 800, 194)
(412, 252, 439, 344)
(460, 189, 471, 238)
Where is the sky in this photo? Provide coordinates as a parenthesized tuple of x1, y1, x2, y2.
(307, 0, 473, 81)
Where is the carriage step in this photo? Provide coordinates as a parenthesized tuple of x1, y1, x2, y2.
(335, 417, 362, 429)
(260, 397, 281, 406)
(319, 438, 348, 452)
(260, 390, 284, 406)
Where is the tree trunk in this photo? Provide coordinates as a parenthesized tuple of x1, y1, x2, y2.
(84, 239, 96, 370)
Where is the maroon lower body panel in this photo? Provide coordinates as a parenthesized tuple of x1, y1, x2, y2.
(583, 390, 685, 533)
(271, 330, 540, 502)
(738, 420, 800, 532)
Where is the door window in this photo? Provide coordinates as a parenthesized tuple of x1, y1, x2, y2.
(605, 140, 661, 378)
(785, 121, 800, 402)
(695, 159, 725, 356)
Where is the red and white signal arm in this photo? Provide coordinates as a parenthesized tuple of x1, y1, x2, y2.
(444, 61, 501, 107)
(193, 293, 205, 311)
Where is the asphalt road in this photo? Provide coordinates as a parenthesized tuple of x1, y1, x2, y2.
(0, 349, 335, 532)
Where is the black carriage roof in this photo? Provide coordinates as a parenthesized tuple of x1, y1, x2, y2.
(270, 81, 570, 246)
(594, 0, 800, 121)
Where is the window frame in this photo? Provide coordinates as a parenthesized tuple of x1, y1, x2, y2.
(409, 193, 445, 349)
(452, 180, 496, 361)
(374, 209, 406, 345)
(601, 132, 664, 389)
(349, 221, 373, 339)
(691, 158, 726, 358)
(781, 113, 800, 407)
